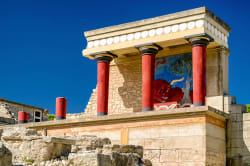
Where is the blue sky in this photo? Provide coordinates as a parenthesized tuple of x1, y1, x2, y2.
(1, 0, 249, 114)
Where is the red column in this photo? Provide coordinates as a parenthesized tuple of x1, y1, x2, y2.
(56, 97, 67, 119)
(192, 45, 207, 106)
(97, 61, 110, 115)
(136, 43, 162, 111)
(188, 36, 211, 106)
(142, 54, 155, 111)
(18, 111, 28, 124)
(93, 54, 115, 116)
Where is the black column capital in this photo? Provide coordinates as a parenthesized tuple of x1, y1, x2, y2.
(135, 43, 163, 55)
(185, 33, 213, 47)
(90, 51, 117, 63)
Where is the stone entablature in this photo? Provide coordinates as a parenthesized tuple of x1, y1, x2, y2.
(82, 7, 230, 59)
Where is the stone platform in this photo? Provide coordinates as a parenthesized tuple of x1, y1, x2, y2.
(12, 106, 228, 165)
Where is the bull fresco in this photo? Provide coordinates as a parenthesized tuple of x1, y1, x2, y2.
(154, 53, 193, 107)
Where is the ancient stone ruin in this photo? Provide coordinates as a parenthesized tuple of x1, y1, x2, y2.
(0, 6, 249, 166)
(0, 127, 151, 166)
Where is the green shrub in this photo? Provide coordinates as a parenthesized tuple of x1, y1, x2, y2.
(23, 157, 34, 163)
(47, 114, 56, 121)
(247, 105, 250, 113)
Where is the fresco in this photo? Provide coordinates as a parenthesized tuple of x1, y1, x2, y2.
(154, 53, 193, 107)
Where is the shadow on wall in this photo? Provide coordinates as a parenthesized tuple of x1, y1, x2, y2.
(115, 56, 142, 113)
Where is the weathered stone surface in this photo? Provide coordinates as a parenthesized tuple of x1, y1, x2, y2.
(0, 141, 12, 166)
(73, 135, 111, 151)
(2, 126, 39, 137)
(3, 136, 72, 164)
(68, 152, 111, 166)
(103, 144, 143, 158)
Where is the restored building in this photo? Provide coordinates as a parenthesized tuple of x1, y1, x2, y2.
(0, 98, 48, 125)
(1, 7, 249, 166)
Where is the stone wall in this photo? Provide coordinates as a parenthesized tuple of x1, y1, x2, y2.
(225, 103, 248, 165)
(206, 94, 250, 165)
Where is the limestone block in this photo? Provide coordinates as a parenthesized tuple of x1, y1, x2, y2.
(78, 129, 121, 142)
(243, 119, 250, 150)
(206, 151, 225, 166)
(178, 123, 204, 136)
(43, 136, 75, 145)
(68, 153, 111, 166)
(230, 104, 246, 114)
(178, 162, 206, 166)
(110, 152, 141, 166)
(103, 144, 143, 158)
(129, 127, 161, 139)
(128, 138, 145, 146)
(143, 149, 160, 163)
(206, 123, 225, 140)
(2, 136, 73, 163)
(206, 96, 223, 109)
(2, 126, 39, 138)
(160, 149, 178, 162)
(206, 136, 225, 152)
(243, 121, 250, 131)
(158, 125, 179, 138)
(103, 144, 121, 153)
(71, 135, 111, 151)
(144, 136, 205, 150)
(178, 149, 205, 162)
(243, 113, 250, 121)
(231, 138, 244, 148)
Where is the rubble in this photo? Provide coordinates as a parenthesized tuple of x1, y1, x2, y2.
(0, 127, 151, 166)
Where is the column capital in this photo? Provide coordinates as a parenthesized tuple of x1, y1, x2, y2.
(135, 43, 163, 55)
(90, 51, 117, 63)
(185, 33, 213, 47)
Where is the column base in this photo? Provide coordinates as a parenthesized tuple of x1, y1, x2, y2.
(193, 102, 205, 106)
(18, 120, 27, 124)
(56, 117, 66, 120)
(97, 112, 107, 116)
(143, 107, 154, 111)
